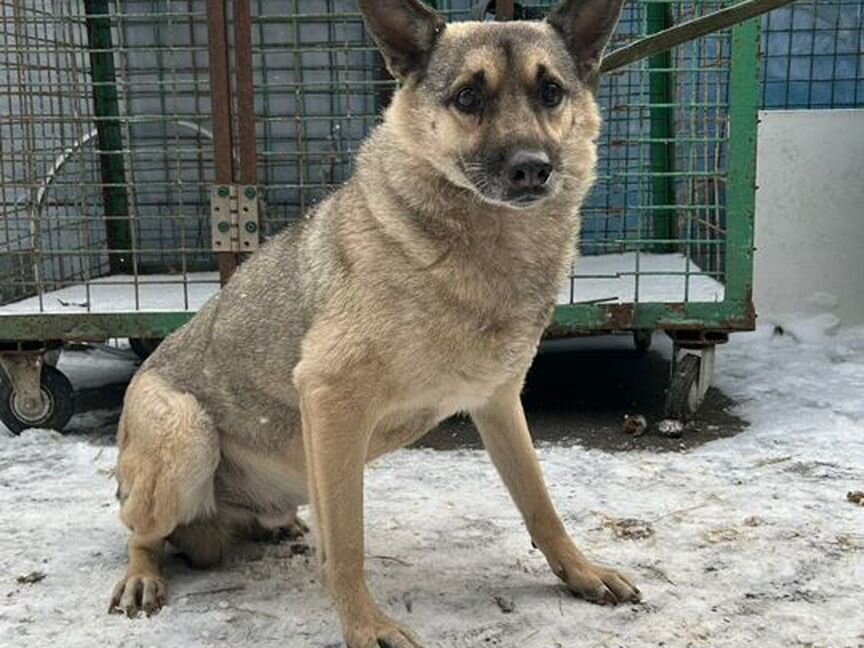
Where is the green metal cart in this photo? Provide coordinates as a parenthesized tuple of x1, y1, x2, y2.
(0, 0, 762, 432)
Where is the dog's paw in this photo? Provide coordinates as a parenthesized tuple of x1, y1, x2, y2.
(108, 574, 166, 617)
(275, 516, 309, 542)
(554, 559, 641, 605)
(250, 514, 310, 544)
(344, 617, 424, 648)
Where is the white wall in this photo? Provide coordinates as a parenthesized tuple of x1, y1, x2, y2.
(755, 109, 864, 327)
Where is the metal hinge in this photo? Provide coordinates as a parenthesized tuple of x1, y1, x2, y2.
(211, 184, 260, 253)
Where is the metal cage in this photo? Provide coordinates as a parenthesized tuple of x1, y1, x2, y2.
(2, 0, 828, 429)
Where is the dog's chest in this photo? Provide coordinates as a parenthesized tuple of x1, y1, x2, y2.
(413, 225, 570, 412)
(410, 295, 552, 418)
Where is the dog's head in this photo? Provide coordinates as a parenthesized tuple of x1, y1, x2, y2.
(358, 0, 625, 209)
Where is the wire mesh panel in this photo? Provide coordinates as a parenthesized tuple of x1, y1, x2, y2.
(250, 0, 375, 235)
(0, 0, 220, 320)
(0, 2, 105, 308)
(565, 0, 733, 308)
(113, 1, 215, 276)
(0, 0, 764, 341)
(762, 0, 864, 109)
(248, 0, 734, 313)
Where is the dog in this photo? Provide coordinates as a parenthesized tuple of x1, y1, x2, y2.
(108, 0, 639, 645)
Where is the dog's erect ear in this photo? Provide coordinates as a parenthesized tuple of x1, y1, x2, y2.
(357, 0, 446, 81)
(547, 0, 626, 84)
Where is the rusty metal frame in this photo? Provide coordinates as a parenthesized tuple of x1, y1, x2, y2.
(206, 0, 258, 284)
(496, 0, 515, 21)
(233, 0, 258, 187)
(206, 0, 238, 284)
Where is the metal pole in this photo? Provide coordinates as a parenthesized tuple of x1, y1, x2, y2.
(84, 0, 132, 274)
(723, 17, 760, 326)
(206, 0, 238, 284)
(646, 1, 676, 251)
(602, 0, 796, 73)
(233, 0, 258, 186)
(496, 0, 514, 21)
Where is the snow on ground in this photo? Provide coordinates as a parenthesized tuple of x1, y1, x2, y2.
(1, 317, 863, 648)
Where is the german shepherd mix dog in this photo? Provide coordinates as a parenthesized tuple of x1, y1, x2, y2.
(109, 0, 640, 644)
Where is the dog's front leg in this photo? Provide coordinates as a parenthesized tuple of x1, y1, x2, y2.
(471, 379, 641, 605)
(299, 380, 423, 648)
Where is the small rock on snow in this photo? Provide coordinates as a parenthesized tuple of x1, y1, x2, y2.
(16, 570, 46, 584)
(658, 419, 685, 437)
(622, 414, 647, 436)
(494, 595, 515, 614)
(846, 491, 864, 506)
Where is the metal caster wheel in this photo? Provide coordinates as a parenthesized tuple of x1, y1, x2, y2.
(129, 337, 162, 361)
(664, 346, 715, 420)
(0, 360, 75, 435)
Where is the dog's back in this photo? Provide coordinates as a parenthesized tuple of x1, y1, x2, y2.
(140, 217, 315, 446)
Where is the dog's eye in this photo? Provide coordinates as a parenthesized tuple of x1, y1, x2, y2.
(454, 86, 483, 114)
(540, 80, 564, 108)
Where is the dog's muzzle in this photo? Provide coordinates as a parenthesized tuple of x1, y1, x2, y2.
(504, 149, 553, 205)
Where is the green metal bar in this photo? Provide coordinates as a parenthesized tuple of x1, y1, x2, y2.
(84, 0, 132, 274)
(646, 1, 676, 252)
(602, 0, 797, 74)
(0, 298, 757, 344)
(551, 301, 754, 336)
(723, 16, 759, 316)
(0, 313, 194, 343)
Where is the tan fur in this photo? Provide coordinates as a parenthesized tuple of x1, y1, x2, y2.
(116, 372, 220, 537)
(109, 1, 638, 644)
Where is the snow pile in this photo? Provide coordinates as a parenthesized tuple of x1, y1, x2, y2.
(1, 321, 863, 648)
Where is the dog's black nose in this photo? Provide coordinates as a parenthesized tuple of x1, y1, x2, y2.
(506, 150, 553, 192)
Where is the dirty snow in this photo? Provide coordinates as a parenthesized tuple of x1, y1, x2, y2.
(1, 316, 863, 648)
(0, 253, 722, 317)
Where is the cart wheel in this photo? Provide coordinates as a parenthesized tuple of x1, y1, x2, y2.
(129, 337, 162, 361)
(0, 365, 75, 435)
(633, 330, 653, 354)
(664, 349, 715, 421)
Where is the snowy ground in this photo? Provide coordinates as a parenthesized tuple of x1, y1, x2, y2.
(1, 316, 863, 648)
